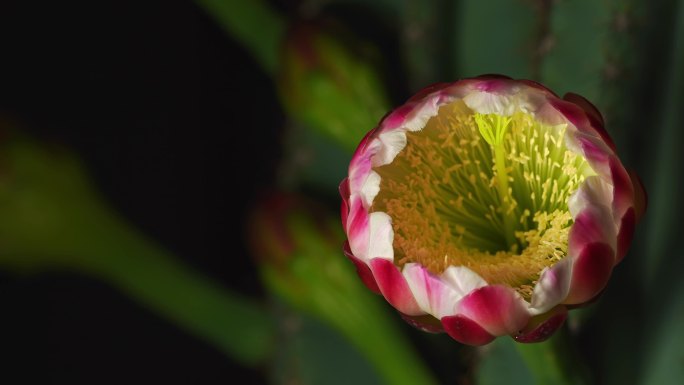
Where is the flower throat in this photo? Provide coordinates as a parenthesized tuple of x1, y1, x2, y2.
(371, 100, 593, 298)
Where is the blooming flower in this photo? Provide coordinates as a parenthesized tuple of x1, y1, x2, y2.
(339, 75, 646, 345)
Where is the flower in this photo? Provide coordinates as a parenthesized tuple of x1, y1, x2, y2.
(339, 75, 646, 345)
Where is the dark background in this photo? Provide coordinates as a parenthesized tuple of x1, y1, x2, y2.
(2, 1, 279, 383)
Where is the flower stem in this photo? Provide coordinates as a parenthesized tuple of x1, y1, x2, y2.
(0, 138, 277, 365)
(87, 214, 277, 367)
(270, 216, 440, 385)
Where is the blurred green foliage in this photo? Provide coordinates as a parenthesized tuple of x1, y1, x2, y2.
(0, 134, 275, 366)
(277, 23, 390, 152)
(247, 195, 438, 385)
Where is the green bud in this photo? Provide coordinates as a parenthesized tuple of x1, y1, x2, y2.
(278, 24, 390, 152)
(247, 193, 439, 385)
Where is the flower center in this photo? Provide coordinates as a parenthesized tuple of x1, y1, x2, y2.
(371, 100, 593, 298)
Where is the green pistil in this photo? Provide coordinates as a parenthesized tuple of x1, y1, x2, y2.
(475, 114, 517, 250)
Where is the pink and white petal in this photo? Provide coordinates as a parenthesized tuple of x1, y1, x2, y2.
(615, 208, 636, 264)
(514, 306, 568, 343)
(343, 241, 380, 294)
(564, 242, 615, 305)
(400, 313, 444, 333)
(463, 90, 520, 116)
(441, 265, 488, 297)
(563, 92, 616, 152)
(529, 256, 573, 315)
(371, 88, 456, 167)
(369, 258, 423, 316)
(359, 170, 381, 207)
(381, 103, 416, 131)
(373, 129, 408, 168)
(519, 79, 559, 97)
(441, 314, 495, 346)
(609, 156, 635, 222)
(402, 263, 461, 319)
(348, 133, 381, 194)
(531, 91, 576, 128)
(548, 97, 596, 138)
(455, 285, 530, 336)
(406, 82, 451, 103)
(401, 92, 448, 133)
(367, 212, 394, 262)
(472, 76, 515, 93)
(339, 178, 350, 230)
(556, 95, 614, 174)
(345, 194, 370, 261)
(568, 176, 613, 219)
(569, 205, 617, 259)
(563, 93, 604, 126)
(572, 132, 614, 179)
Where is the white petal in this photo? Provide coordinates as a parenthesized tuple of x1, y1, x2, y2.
(463, 91, 511, 115)
(373, 129, 407, 168)
(359, 170, 381, 207)
(404, 97, 442, 132)
(441, 265, 488, 298)
(402, 263, 461, 319)
(568, 176, 613, 218)
(367, 212, 394, 261)
(529, 257, 573, 315)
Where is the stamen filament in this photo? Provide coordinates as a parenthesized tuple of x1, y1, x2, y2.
(475, 113, 517, 250)
(494, 140, 517, 250)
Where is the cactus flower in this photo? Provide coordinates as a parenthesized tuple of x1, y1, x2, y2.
(339, 75, 646, 345)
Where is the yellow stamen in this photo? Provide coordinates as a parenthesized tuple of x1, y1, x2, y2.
(372, 100, 593, 299)
(474, 114, 517, 250)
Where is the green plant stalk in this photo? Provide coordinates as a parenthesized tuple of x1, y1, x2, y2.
(0, 139, 276, 366)
(262, 216, 439, 385)
(324, 288, 438, 385)
(194, 0, 285, 75)
(85, 209, 276, 367)
(3, 199, 276, 366)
